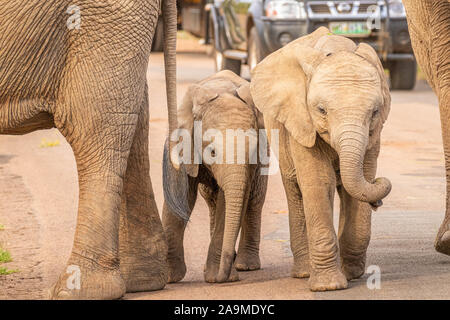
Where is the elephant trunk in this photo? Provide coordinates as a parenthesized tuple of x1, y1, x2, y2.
(337, 125, 391, 203)
(163, 0, 178, 168)
(216, 166, 250, 282)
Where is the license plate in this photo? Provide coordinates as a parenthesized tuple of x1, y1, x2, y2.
(329, 21, 371, 37)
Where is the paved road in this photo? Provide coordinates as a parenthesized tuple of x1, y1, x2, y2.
(0, 48, 449, 299)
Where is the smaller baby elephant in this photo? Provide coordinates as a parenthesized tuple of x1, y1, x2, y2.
(251, 27, 392, 291)
(162, 70, 268, 283)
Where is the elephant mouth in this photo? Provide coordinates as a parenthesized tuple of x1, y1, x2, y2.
(369, 199, 383, 211)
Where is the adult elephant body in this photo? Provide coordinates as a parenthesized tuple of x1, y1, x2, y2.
(0, 0, 178, 299)
(403, 1, 450, 255)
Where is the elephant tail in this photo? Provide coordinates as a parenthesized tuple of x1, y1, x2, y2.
(162, 0, 179, 169)
(162, 139, 193, 221)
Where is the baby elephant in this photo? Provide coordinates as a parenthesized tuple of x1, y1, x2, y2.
(251, 27, 392, 291)
(162, 70, 268, 283)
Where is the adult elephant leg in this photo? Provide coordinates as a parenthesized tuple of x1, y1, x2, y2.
(119, 89, 168, 292)
(162, 183, 197, 283)
(433, 12, 450, 254)
(235, 173, 266, 272)
(281, 175, 310, 279)
(50, 104, 138, 300)
(436, 93, 450, 255)
(404, 0, 450, 254)
(162, 203, 187, 283)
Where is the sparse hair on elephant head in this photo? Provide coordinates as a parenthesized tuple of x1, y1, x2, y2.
(250, 27, 392, 204)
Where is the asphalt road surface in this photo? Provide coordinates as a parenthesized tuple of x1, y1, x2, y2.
(0, 45, 449, 299)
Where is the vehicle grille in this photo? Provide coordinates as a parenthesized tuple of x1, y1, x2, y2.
(307, 1, 384, 17)
(310, 4, 331, 14)
(358, 3, 377, 13)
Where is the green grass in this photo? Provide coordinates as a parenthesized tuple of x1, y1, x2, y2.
(0, 224, 18, 275)
(0, 267, 18, 275)
(0, 248, 12, 264)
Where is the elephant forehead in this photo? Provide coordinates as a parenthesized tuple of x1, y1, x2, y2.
(314, 35, 357, 54)
(312, 54, 380, 89)
(200, 79, 239, 95)
(203, 96, 257, 129)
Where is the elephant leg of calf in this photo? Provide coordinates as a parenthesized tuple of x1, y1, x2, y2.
(50, 117, 139, 299)
(235, 179, 264, 271)
(204, 190, 239, 283)
(337, 185, 371, 281)
(119, 95, 168, 292)
(300, 185, 347, 291)
(281, 175, 310, 278)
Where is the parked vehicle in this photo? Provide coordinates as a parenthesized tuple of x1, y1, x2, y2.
(178, 0, 417, 90)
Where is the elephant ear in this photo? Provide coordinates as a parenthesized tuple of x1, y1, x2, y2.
(236, 83, 255, 108)
(177, 84, 218, 177)
(236, 83, 265, 129)
(355, 43, 391, 123)
(250, 27, 329, 147)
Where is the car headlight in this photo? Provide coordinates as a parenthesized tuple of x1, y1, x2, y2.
(388, 0, 406, 18)
(265, 0, 306, 20)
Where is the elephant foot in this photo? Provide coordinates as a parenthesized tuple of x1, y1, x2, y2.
(119, 215, 169, 292)
(341, 256, 366, 281)
(167, 257, 187, 283)
(121, 262, 167, 293)
(235, 251, 261, 271)
(49, 261, 126, 300)
(291, 261, 310, 278)
(120, 249, 168, 293)
(309, 268, 348, 292)
(204, 262, 239, 283)
(435, 229, 450, 256)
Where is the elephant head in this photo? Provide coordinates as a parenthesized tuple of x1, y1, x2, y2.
(164, 71, 261, 282)
(251, 27, 391, 204)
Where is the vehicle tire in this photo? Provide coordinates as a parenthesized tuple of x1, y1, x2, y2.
(210, 18, 241, 75)
(248, 27, 264, 71)
(152, 17, 164, 52)
(389, 59, 417, 90)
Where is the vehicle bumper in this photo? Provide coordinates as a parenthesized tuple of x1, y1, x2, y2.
(307, 18, 413, 56)
(259, 18, 308, 54)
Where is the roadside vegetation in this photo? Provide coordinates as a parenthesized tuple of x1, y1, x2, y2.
(0, 224, 19, 275)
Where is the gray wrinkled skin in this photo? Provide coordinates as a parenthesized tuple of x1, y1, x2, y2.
(403, 0, 450, 255)
(0, 0, 178, 299)
(251, 27, 391, 291)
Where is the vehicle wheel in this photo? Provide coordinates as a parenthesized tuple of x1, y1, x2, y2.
(152, 18, 164, 52)
(210, 18, 241, 75)
(389, 59, 417, 90)
(248, 27, 264, 71)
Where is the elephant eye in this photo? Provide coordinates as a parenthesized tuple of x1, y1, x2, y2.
(372, 109, 379, 119)
(318, 106, 327, 115)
